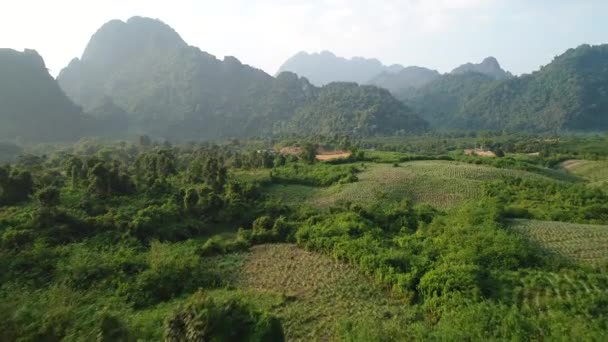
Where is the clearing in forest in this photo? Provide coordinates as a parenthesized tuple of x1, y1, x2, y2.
(268, 160, 563, 210)
(510, 219, 608, 265)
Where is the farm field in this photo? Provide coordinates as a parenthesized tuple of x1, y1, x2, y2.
(510, 219, 608, 265)
(209, 244, 409, 341)
(561, 159, 608, 187)
(514, 269, 608, 312)
(268, 160, 565, 210)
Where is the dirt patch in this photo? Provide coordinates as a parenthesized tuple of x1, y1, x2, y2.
(464, 149, 496, 157)
(315, 152, 351, 161)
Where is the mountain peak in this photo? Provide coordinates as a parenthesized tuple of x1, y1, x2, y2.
(481, 56, 499, 66)
(80, 16, 186, 64)
(451, 57, 511, 80)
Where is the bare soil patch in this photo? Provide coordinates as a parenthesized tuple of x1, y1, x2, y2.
(464, 149, 496, 157)
(315, 152, 351, 161)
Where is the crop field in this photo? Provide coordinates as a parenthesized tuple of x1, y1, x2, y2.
(268, 160, 563, 210)
(510, 219, 608, 265)
(561, 159, 608, 187)
(514, 270, 608, 312)
(207, 244, 409, 341)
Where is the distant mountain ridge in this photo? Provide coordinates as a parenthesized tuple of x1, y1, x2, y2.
(276, 51, 405, 86)
(56, 17, 428, 140)
(400, 44, 608, 132)
(277, 51, 512, 98)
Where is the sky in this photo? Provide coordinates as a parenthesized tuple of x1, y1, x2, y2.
(1, 0, 607, 77)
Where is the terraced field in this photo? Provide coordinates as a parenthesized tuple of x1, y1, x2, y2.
(208, 244, 409, 341)
(561, 159, 608, 188)
(268, 160, 564, 210)
(510, 219, 608, 265)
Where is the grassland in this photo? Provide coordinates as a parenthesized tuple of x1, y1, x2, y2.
(206, 244, 409, 341)
(510, 219, 608, 265)
(268, 160, 565, 210)
(561, 159, 608, 187)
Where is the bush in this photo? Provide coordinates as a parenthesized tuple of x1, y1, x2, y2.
(164, 291, 284, 342)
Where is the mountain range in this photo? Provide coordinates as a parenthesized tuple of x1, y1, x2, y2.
(56, 17, 427, 141)
(1, 16, 607, 143)
(276, 51, 405, 86)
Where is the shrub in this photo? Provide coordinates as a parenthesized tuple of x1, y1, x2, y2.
(164, 291, 284, 342)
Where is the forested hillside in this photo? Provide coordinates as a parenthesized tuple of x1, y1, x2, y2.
(401, 45, 608, 132)
(400, 72, 497, 128)
(56, 17, 426, 140)
(0, 49, 91, 142)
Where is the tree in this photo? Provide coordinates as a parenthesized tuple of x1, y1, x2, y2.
(35, 186, 60, 208)
(0, 165, 34, 205)
(300, 143, 317, 164)
(164, 291, 284, 342)
(183, 188, 200, 213)
(88, 163, 110, 198)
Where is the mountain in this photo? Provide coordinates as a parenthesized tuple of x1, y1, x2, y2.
(0, 49, 92, 142)
(368, 66, 441, 95)
(57, 17, 427, 140)
(451, 57, 512, 80)
(276, 51, 404, 86)
(401, 45, 608, 132)
(455, 45, 608, 131)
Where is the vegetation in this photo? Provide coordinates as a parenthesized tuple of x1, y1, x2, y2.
(1, 136, 607, 340)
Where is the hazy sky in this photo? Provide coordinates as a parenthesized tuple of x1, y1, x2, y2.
(2, 0, 607, 76)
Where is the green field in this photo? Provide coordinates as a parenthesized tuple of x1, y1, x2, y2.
(268, 160, 565, 210)
(510, 219, 608, 265)
(208, 244, 409, 341)
(561, 159, 608, 187)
